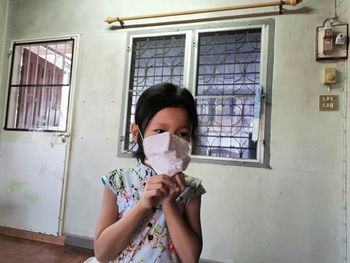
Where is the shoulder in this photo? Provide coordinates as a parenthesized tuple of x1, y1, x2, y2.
(102, 167, 137, 195)
(183, 174, 206, 200)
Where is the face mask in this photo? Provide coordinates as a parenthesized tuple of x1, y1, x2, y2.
(142, 131, 191, 176)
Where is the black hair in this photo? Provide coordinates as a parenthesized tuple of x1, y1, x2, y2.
(133, 82, 198, 163)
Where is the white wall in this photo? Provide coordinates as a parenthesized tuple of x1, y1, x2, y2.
(0, 0, 348, 262)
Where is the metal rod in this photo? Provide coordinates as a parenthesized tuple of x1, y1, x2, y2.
(105, 0, 302, 25)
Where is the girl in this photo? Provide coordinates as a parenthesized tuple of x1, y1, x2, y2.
(88, 83, 206, 263)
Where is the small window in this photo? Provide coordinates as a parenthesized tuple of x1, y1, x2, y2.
(121, 21, 273, 166)
(4, 39, 74, 132)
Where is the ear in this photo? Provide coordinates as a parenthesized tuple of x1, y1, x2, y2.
(130, 123, 139, 143)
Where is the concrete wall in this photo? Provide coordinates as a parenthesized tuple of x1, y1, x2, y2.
(0, 0, 348, 262)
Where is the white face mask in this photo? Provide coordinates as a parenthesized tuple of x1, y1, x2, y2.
(142, 131, 191, 176)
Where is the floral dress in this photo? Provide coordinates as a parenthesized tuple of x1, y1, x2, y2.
(85, 162, 206, 263)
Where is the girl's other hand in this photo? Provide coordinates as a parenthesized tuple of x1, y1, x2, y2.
(161, 173, 186, 205)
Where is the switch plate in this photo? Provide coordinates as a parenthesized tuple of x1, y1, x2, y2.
(323, 67, 336, 85)
(319, 95, 339, 111)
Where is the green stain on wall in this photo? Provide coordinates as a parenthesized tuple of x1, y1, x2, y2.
(7, 179, 41, 203)
(7, 179, 26, 192)
(23, 192, 41, 203)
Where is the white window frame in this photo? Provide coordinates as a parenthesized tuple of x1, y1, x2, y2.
(118, 19, 274, 168)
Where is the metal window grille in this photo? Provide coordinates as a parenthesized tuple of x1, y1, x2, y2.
(193, 29, 261, 159)
(124, 28, 263, 161)
(124, 34, 186, 150)
(5, 39, 74, 132)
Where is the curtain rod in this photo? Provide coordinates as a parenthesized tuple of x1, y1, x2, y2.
(105, 0, 302, 26)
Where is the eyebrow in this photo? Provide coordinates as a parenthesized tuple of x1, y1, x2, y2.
(152, 122, 191, 129)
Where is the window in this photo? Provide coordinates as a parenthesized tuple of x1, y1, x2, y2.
(194, 29, 261, 160)
(4, 39, 74, 132)
(121, 21, 273, 166)
(124, 34, 186, 146)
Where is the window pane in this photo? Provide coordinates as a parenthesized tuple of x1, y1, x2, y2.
(194, 29, 261, 159)
(6, 85, 70, 131)
(5, 39, 74, 131)
(11, 41, 73, 86)
(194, 97, 257, 159)
(124, 35, 186, 150)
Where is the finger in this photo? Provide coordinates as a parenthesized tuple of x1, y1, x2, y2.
(148, 174, 170, 183)
(173, 173, 186, 192)
(145, 182, 170, 195)
(174, 172, 185, 181)
(144, 188, 168, 199)
(148, 174, 174, 188)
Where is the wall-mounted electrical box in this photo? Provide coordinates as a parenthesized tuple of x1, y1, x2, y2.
(323, 67, 336, 85)
(316, 23, 348, 60)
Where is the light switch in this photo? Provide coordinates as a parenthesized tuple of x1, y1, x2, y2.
(319, 95, 338, 111)
(323, 67, 336, 85)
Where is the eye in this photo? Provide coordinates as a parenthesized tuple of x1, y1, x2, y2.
(178, 131, 189, 138)
(154, 129, 165, 134)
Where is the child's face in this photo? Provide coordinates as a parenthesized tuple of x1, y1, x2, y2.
(143, 107, 192, 142)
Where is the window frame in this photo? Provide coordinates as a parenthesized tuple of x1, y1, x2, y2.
(118, 19, 274, 168)
(119, 31, 193, 151)
(3, 36, 78, 133)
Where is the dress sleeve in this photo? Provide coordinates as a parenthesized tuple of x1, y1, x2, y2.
(101, 169, 124, 196)
(184, 175, 206, 201)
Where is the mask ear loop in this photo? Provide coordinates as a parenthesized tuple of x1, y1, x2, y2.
(136, 125, 144, 140)
(137, 124, 159, 179)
